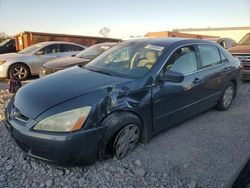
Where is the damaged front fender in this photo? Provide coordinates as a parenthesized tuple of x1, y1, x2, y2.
(87, 84, 153, 143)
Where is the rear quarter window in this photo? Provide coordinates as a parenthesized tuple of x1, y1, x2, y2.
(219, 49, 229, 63)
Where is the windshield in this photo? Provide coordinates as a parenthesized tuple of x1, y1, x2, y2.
(76, 43, 114, 59)
(18, 43, 44, 54)
(238, 33, 250, 45)
(0, 39, 11, 46)
(85, 41, 166, 79)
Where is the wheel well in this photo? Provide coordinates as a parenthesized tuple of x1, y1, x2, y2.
(101, 110, 144, 127)
(8, 63, 31, 78)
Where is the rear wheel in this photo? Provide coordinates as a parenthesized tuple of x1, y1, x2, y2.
(217, 82, 235, 111)
(9, 63, 30, 80)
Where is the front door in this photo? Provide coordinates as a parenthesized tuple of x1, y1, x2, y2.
(152, 45, 203, 132)
(33, 44, 61, 74)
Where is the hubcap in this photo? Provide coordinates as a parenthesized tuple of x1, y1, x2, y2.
(223, 86, 234, 108)
(12, 66, 27, 79)
(114, 124, 140, 159)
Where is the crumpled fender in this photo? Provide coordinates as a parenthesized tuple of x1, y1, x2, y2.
(90, 84, 152, 143)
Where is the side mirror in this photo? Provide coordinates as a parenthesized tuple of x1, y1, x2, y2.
(71, 54, 76, 57)
(161, 70, 184, 83)
(36, 51, 44, 55)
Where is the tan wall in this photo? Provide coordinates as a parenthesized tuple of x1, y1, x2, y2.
(146, 31, 218, 39)
(180, 29, 250, 42)
(14, 32, 121, 50)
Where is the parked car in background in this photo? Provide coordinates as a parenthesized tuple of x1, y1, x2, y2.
(205, 38, 237, 50)
(0, 39, 16, 54)
(0, 41, 86, 80)
(5, 38, 241, 164)
(40, 42, 116, 76)
(229, 33, 250, 80)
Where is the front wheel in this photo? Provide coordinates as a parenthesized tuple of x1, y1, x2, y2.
(9, 64, 30, 80)
(217, 82, 235, 111)
(113, 124, 140, 159)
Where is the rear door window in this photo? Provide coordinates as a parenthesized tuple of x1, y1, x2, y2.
(197, 44, 221, 68)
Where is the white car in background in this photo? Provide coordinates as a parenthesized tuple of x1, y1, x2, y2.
(0, 41, 86, 80)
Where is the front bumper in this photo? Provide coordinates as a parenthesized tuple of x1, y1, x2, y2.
(0, 64, 9, 78)
(4, 110, 107, 164)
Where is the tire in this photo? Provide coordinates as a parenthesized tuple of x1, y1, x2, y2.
(9, 63, 30, 80)
(217, 82, 235, 111)
(113, 124, 140, 159)
(98, 112, 142, 160)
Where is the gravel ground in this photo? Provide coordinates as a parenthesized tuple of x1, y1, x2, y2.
(0, 82, 250, 188)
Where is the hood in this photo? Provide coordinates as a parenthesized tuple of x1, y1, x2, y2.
(43, 56, 89, 69)
(0, 52, 30, 61)
(14, 66, 131, 119)
(229, 45, 250, 55)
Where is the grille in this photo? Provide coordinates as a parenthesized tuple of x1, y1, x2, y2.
(243, 64, 250, 70)
(15, 112, 29, 122)
(234, 55, 250, 62)
(9, 105, 29, 123)
(233, 55, 250, 71)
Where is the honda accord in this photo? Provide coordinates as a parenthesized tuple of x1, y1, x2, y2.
(4, 38, 241, 164)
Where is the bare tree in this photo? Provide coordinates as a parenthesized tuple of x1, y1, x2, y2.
(0, 32, 9, 43)
(99, 27, 110, 38)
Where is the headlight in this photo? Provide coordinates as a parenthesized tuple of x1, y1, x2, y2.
(33, 106, 91, 132)
(0, 61, 6, 65)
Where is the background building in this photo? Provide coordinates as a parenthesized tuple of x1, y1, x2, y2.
(145, 31, 218, 39)
(178, 26, 250, 42)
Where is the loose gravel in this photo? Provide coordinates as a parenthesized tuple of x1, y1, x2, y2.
(0, 82, 250, 188)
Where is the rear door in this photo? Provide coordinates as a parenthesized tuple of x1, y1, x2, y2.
(194, 44, 230, 109)
(152, 45, 204, 132)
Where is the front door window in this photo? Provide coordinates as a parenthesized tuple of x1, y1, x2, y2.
(165, 45, 198, 75)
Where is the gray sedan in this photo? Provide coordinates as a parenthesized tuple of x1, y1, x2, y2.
(0, 41, 86, 80)
(40, 43, 116, 76)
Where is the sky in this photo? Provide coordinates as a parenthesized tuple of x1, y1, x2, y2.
(0, 0, 249, 39)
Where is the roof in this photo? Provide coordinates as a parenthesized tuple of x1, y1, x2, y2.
(93, 42, 118, 46)
(124, 37, 212, 47)
(178, 26, 250, 32)
(35, 41, 86, 47)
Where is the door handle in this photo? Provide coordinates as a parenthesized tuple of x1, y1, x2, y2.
(193, 78, 201, 84)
